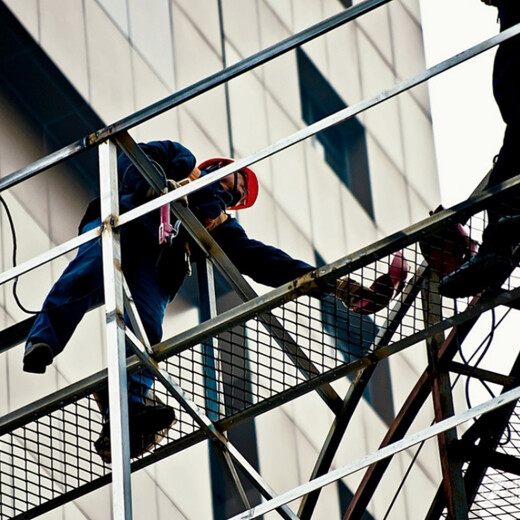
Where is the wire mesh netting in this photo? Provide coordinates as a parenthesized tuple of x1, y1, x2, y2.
(467, 406, 520, 519)
(2, 209, 520, 518)
(0, 398, 107, 518)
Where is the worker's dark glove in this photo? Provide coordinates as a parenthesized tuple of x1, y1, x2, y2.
(334, 252, 409, 315)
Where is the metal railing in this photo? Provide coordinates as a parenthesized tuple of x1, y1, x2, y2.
(1, 0, 520, 518)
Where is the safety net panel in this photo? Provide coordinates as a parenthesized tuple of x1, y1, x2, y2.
(3, 209, 520, 518)
(157, 208, 520, 425)
(436, 403, 520, 520)
(0, 398, 108, 519)
(470, 469, 520, 519)
(468, 405, 520, 519)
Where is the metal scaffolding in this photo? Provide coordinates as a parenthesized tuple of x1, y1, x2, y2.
(2, 1, 520, 518)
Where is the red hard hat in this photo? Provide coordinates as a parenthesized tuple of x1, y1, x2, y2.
(197, 157, 259, 210)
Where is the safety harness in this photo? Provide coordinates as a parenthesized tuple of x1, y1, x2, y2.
(157, 166, 233, 275)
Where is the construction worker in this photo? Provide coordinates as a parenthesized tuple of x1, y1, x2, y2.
(22, 140, 315, 456)
(440, 0, 520, 298)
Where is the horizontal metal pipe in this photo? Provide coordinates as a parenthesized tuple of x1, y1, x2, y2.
(229, 382, 520, 519)
(118, 22, 520, 226)
(90, 0, 392, 141)
(4, 24, 520, 287)
(0, 227, 100, 286)
(0, 0, 389, 193)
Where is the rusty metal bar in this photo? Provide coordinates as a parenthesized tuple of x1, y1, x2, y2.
(298, 365, 377, 519)
(446, 361, 516, 387)
(343, 304, 483, 520)
(422, 272, 468, 520)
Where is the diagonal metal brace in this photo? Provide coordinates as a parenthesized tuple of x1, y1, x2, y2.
(115, 131, 344, 415)
(123, 270, 252, 509)
(124, 328, 299, 520)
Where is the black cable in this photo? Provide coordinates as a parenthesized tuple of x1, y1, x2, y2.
(458, 304, 514, 446)
(0, 194, 99, 315)
(0, 194, 33, 313)
(464, 309, 496, 409)
(463, 306, 514, 409)
(384, 297, 514, 519)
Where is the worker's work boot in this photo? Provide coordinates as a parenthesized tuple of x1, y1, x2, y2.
(94, 402, 176, 463)
(23, 341, 54, 374)
(439, 249, 516, 298)
(439, 215, 520, 298)
(100, 402, 176, 436)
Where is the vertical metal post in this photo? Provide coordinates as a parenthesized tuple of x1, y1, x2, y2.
(197, 258, 251, 509)
(197, 258, 222, 422)
(422, 272, 468, 520)
(99, 139, 133, 519)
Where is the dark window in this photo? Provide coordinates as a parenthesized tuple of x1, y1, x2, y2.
(0, 1, 103, 195)
(297, 48, 374, 219)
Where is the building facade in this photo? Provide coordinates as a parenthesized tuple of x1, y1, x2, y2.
(0, 0, 442, 518)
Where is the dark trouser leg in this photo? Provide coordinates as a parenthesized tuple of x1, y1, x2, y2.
(26, 220, 104, 357)
(95, 226, 188, 410)
(483, 122, 520, 250)
(439, 44, 520, 297)
(482, 43, 520, 248)
(94, 236, 184, 459)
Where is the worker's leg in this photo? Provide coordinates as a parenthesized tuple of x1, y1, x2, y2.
(94, 229, 186, 450)
(121, 264, 169, 406)
(439, 46, 520, 298)
(106, 224, 188, 407)
(485, 42, 520, 227)
(24, 219, 104, 372)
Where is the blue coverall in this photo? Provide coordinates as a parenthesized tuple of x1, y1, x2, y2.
(481, 0, 520, 249)
(25, 141, 314, 407)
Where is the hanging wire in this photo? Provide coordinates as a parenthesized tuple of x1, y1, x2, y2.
(0, 194, 99, 316)
(382, 292, 515, 519)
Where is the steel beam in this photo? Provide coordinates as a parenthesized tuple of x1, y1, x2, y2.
(422, 272, 468, 519)
(98, 140, 133, 519)
(0, 0, 392, 194)
(298, 366, 377, 519)
(0, 227, 100, 287)
(229, 382, 520, 520)
(446, 361, 515, 387)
